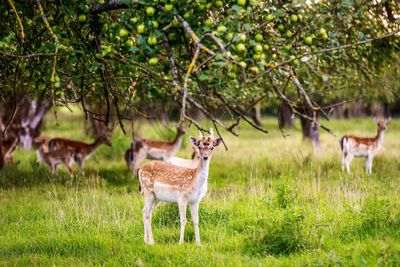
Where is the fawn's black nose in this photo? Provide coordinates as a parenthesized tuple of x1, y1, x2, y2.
(203, 156, 209, 160)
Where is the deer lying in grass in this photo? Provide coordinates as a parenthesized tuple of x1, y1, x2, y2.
(48, 135, 111, 170)
(126, 124, 187, 173)
(138, 130, 222, 244)
(340, 117, 391, 174)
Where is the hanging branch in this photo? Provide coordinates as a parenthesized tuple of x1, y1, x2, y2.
(6, 0, 25, 40)
(268, 73, 339, 139)
(181, 46, 200, 123)
(2, 59, 21, 138)
(36, 0, 60, 108)
(250, 29, 400, 83)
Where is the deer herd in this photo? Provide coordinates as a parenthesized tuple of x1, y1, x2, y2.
(0, 114, 393, 244)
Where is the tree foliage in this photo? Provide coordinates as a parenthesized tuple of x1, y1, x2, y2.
(1, 0, 399, 135)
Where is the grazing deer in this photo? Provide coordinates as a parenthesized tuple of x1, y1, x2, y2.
(340, 117, 391, 174)
(36, 145, 77, 175)
(33, 135, 53, 162)
(48, 135, 112, 170)
(126, 124, 188, 173)
(137, 129, 222, 244)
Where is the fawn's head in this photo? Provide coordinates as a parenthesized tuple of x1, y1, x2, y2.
(374, 117, 391, 131)
(189, 129, 222, 161)
(176, 124, 188, 136)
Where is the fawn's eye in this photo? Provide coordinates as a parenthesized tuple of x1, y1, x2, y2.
(211, 147, 214, 150)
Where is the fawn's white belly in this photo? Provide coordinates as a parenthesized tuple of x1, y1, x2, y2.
(153, 181, 179, 202)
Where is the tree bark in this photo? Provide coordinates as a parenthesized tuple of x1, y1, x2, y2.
(278, 102, 294, 128)
(251, 102, 262, 127)
(0, 146, 4, 170)
(300, 107, 320, 152)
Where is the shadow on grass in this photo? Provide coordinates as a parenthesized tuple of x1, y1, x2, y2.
(0, 162, 136, 190)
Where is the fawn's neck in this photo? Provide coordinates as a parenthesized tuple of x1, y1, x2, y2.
(193, 158, 211, 190)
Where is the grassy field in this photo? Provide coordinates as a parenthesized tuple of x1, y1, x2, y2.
(1, 111, 399, 266)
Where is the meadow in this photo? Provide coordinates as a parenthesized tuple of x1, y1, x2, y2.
(1, 111, 399, 266)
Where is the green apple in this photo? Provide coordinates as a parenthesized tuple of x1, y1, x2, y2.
(54, 82, 60, 88)
(183, 12, 191, 19)
(249, 0, 258, 6)
(137, 24, 145, 33)
(205, 18, 213, 26)
(277, 24, 284, 31)
(290, 14, 298, 22)
(272, 53, 277, 59)
(236, 43, 246, 52)
(146, 7, 155, 16)
(119, 28, 129, 38)
(147, 36, 157, 45)
(240, 34, 246, 41)
(289, 55, 296, 61)
(148, 57, 158, 65)
(254, 44, 263, 52)
(239, 61, 247, 68)
(165, 4, 173, 11)
(237, 0, 246, 6)
(286, 30, 293, 38)
(152, 21, 159, 29)
(226, 33, 234, 40)
(130, 17, 138, 24)
(252, 53, 261, 60)
(263, 44, 270, 51)
(78, 14, 86, 22)
(304, 36, 313, 45)
(318, 28, 327, 36)
(255, 34, 263, 41)
(266, 14, 274, 21)
(250, 66, 259, 74)
(215, 0, 223, 7)
(126, 39, 134, 47)
(322, 33, 329, 40)
(217, 25, 227, 32)
(228, 72, 237, 79)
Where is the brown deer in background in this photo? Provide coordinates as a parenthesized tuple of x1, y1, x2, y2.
(126, 124, 188, 173)
(48, 136, 112, 170)
(340, 117, 391, 174)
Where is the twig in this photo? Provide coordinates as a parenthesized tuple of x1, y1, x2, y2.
(6, 0, 25, 39)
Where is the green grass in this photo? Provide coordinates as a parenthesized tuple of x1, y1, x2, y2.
(1, 111, 399, 266)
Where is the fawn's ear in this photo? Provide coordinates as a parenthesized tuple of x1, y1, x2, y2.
(373, 117, 378, 123)
(212, 137, 222, 147)
(190, 136, 200, 147)
(385, 117, 392, 124)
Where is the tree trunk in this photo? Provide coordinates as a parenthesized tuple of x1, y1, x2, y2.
(0, 146, 4, 170)
(300, 108, 320, 152)
(251, 102, 262, 126)
(278, 102, 294, 128)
